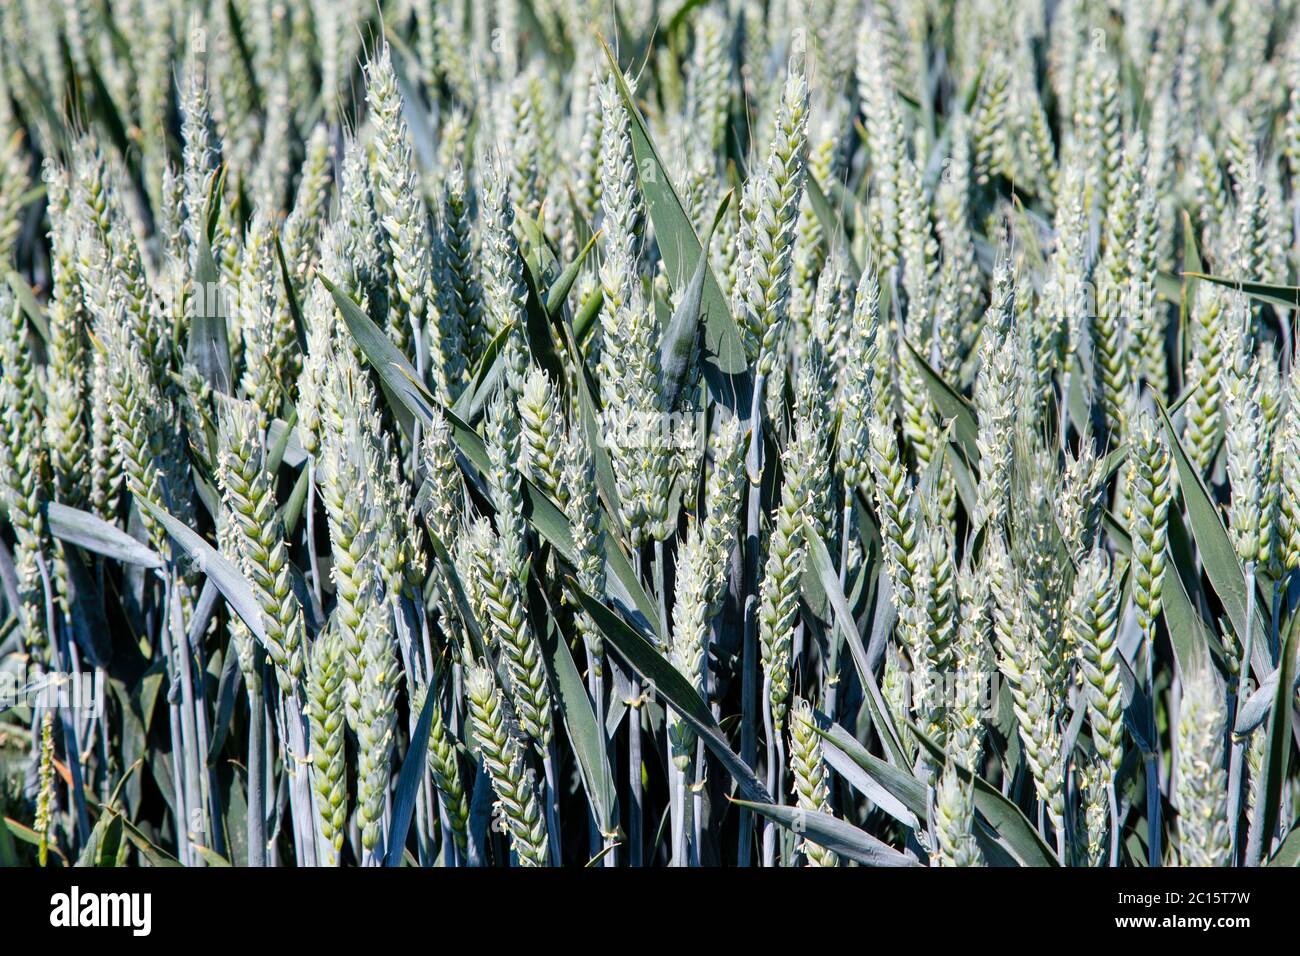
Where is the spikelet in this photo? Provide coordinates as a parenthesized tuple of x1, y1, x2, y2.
(1070, 548, 1124, 782)
(974, 334, 1017, 530)
(789, 698, 838, 867)
(1224, 357, 1268, 568)
(0, 289, 49, 648)
(40, 160, 91, 512)
(518, 366, 567, 509)
(99, 304, 191, 559)
(1078, 758, 1111, 867)
(317, 352, 382, 712)
(0, 112, 31, 265)
(465, 662, 550, 867)
(563, 430, 606, 678)
(461, 519, 552, 752)
(216, 399, 306, 691)
(596, 72, 642, 320)
(972, 52, 1012, 185)
(419, 404, 464, 551)
(909, 503, 958, 746)
(355, 596, 400, 853)
(366, 45, 464, 399)
(306, 626, 347, 864)
(987, 534, 1064, 831)
(566, 66, 603, 230)
(932, 762, 982, 867)
(239, 211, 292, 424)
(701, 414, 747, 579)
(743, 62, 810, 374)
(856, 13, 903, 267)
(1278, 369, 1300, 571)
(281, 123, 333, 290)
(759, 414, 817, 733)
(1125, 407, 1173, 640)
(668, 528, 711, 770)
(948, 567, 991, 773)
(869, 409, 918, 606)
(1056, 438, 1107, 560)
(437, 162, 483, 365)
(1079, 40, 1122, 218)
(34, 711, 55, 866)
(413, 681, 470, 856)
(479, 162, 530, 391)
(485, 389, 529, 577)
(1175, 669, 1232, 867)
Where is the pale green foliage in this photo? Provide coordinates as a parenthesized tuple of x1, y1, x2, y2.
(4, 0, 1298, 874)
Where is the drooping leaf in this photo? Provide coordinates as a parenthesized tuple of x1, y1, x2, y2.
(451, 322, 511, 422)
(812, 717, 923, 830)
(805, 525, 907, 766)
(1268, 823, 1300, 867)
(567, 578, 771, 804)
(731, 799, 918, 866)
(115, 810, 182, 867)
(47, 503, 164, 569)
(5, 271, 50, 342)
(75, 810, 124, 867)
(1182, 272, 1300, 312)
(1159, 536, 1213, 678)
(192, 844, 234, 866)
(135, 498, 269, 648)
(321, 273, 438, 424)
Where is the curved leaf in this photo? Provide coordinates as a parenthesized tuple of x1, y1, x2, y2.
(546, 231, 599, 318)
(1183, 272, 1300, 311)
(812, 717, 923, 830)
(806, 525, 907, 766)
(135, 498, 269, 648)
(567, 578, 771, 804)
(1267, 822, 1300, 867)
(731, 800, 918, 866)
(47, 502, 163, 569)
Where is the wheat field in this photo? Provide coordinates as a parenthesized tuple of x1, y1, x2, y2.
(0, 0, 1297, 869)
